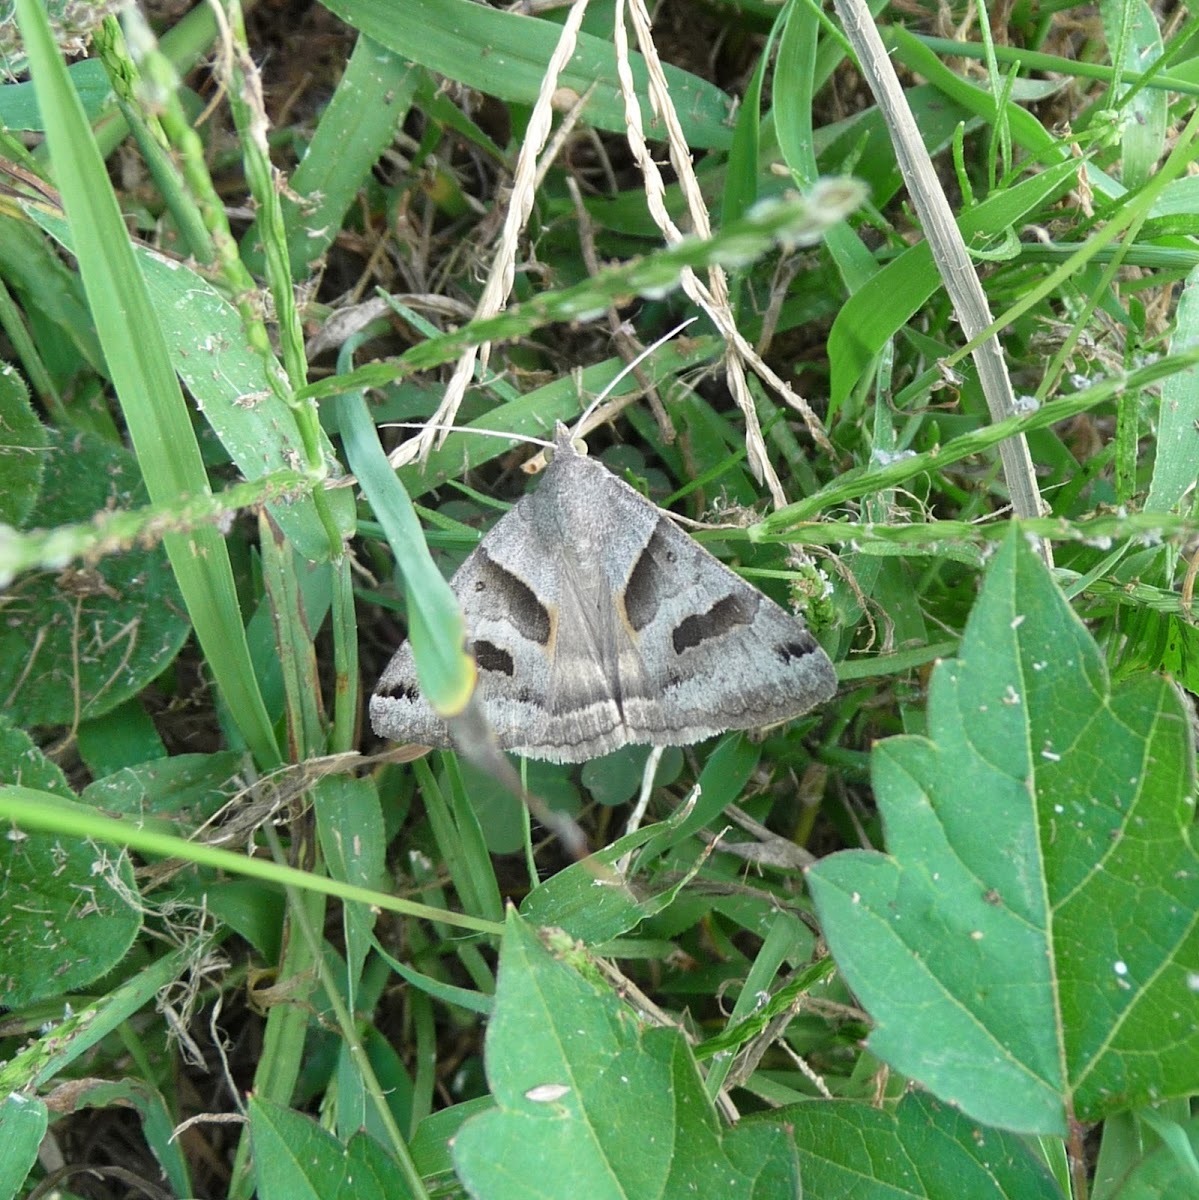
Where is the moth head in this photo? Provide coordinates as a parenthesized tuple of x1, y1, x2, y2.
(550, 421, 588, 462)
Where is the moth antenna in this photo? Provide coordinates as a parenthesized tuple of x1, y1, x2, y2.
(386, 318, 696, 468)
(571, 317, 699, 439)
(382, 421, 553, 450)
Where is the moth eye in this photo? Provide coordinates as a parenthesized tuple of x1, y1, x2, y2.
(474, 581, 486, 592)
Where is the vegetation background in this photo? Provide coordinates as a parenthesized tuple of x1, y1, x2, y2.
(0, 0, 1196, 1197)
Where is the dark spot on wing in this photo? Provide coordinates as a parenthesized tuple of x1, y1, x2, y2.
(776, 636, 817, 662)
(377, 680, 420, 701)
(672, 591, 758, 653)
(623, 522, 675, 632)
(473, 640, 515, 675)
(473, 548, 551, 644)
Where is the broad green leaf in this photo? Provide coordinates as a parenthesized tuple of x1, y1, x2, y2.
(0, 59, 112, 128)
(411, 1097, 496, 1179)
(636, 734, 761, 862)
(519, 818, 677, 944)
(452, 912, 800, 1199)
(0, 1092, 46, 1200)
(580, 744, 683, 808)
(786, 1091, 1063, 1200)
(807, 526, 1199, 1135)
(0, 429, 189, 726)
(0, 715, 73, 800)
(453, 755, 579, 856)
(76, 699, 167, 775)
(0, 789, 141, 1008)
(249, 1097, 414, 1200)
(80, 750, 249, 822)
(0, 362, 46, 527)
(321, 0, 735, 150)
(176, 876, 284, 963)
(1156, 614, 1199, 697)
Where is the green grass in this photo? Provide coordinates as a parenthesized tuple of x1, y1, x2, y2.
(1, 0, 1197, 1197)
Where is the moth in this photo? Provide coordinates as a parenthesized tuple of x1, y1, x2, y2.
(370, 423, 836, 763)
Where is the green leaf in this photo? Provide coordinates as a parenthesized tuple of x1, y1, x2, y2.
(636, 734, 761, 862)
(15, 0, 279, 765)
(826, 158, 1079, 412)
(340, 388, 473, 717)
(0, 59, 112, 129)
(1100, 0, 1168, 191)
(49, 1077, 193, 1199)
(0, 938, 205, 1093)
(0, 1092, 47, 1200)
(80, 750, 249, 822)
(30, 208, 352, 561)
(0, 790, 141, 1008)
(1106, 1112, 1199, 1198)
(0, 429, 189, 726)
(315, 774, 386, 988)
(519, 818, 679, 944)
(244, 36, 420, 278)
(0, 362, 46, 527)
(76, 699, 167, 776)
(580, 744, 683, 808)
(452, 912, 801, 1199)
(807, 526, 1199, 1135)
(786, 1091, 1063, 1199)
(454, 755, 579, 855)
(0, 714, 73, 798)
(249, 1096, 415, 1200)
(1146, 264, 1199, 512)
(321, 0, 735, 151)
